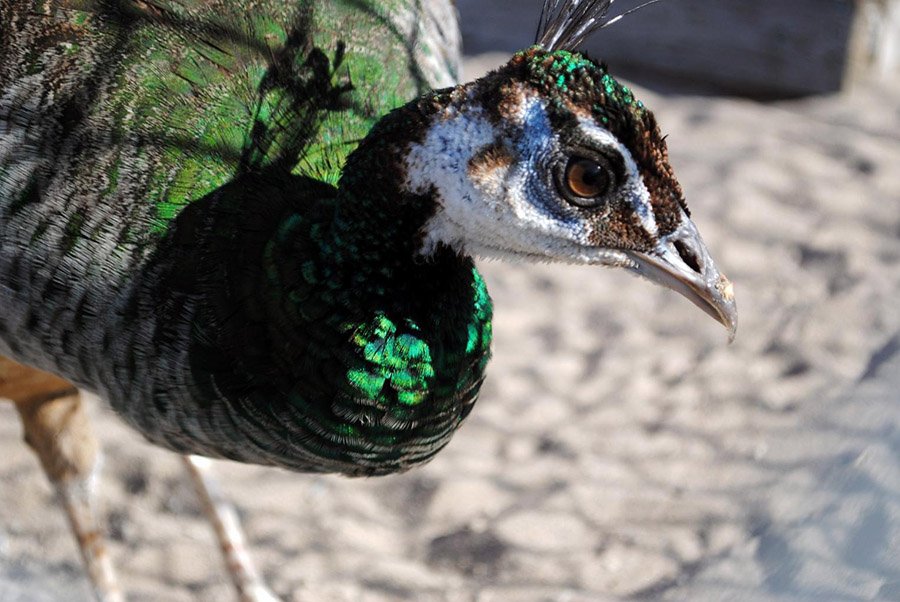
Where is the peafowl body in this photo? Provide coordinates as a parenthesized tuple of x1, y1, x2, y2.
(0, 0, 735, 480)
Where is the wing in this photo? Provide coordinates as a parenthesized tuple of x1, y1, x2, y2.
(0, 0, 461, 238)
(0, 0, 459, 377)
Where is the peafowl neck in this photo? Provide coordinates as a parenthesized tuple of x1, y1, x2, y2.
(134, 94, 492, 474)
(266, 96, 465, 313)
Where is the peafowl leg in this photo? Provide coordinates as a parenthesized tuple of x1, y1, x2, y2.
(181, 455, 280, 602)
(0, 356, 123, 602)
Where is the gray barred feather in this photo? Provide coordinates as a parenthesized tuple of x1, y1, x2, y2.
(0, 0, 463, 473)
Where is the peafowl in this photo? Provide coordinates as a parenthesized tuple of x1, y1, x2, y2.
(0, 0, 736, 600)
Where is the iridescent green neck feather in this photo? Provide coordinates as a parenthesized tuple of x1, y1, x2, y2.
(138, 87, 493, 473)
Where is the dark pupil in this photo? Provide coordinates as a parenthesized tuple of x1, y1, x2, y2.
(580, 163, 604, 188)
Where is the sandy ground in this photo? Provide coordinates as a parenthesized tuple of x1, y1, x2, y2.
(1, 52, 899, 601)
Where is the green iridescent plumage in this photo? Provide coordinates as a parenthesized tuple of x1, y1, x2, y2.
(518, 47, 646, 115)
(2, 0, 443, 235)
(1, 0, 490, 475)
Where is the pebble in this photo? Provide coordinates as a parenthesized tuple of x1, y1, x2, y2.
(495, 510, 595, 552)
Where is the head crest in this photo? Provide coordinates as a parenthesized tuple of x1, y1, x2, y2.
(535, 0, 663, 51)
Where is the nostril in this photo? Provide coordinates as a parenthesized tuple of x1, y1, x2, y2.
(674, 240, 703, 274)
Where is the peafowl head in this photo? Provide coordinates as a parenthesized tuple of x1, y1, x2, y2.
(397, 1, 736, 338)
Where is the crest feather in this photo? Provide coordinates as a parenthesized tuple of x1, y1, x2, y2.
(535, 0, 664, 50)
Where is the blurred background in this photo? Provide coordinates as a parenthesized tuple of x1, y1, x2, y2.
(2, 1, 899, 600)
(459, 0, 900, 97)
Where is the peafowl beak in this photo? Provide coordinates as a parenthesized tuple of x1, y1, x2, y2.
(624, 216, 737, 341)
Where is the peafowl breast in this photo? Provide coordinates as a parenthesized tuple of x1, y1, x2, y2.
(0, 0, 736, 479)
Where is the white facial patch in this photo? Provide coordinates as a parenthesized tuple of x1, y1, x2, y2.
(406, 96, 589, 261)
(405, 95, 660, 265)
(404, 101, 496, 254)
(575, 116, 658, 238)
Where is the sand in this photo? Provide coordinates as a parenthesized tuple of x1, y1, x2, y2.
(1, 53, 898, 601)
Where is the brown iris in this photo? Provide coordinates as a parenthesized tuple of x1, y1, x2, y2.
(565, 157, 611, 200)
